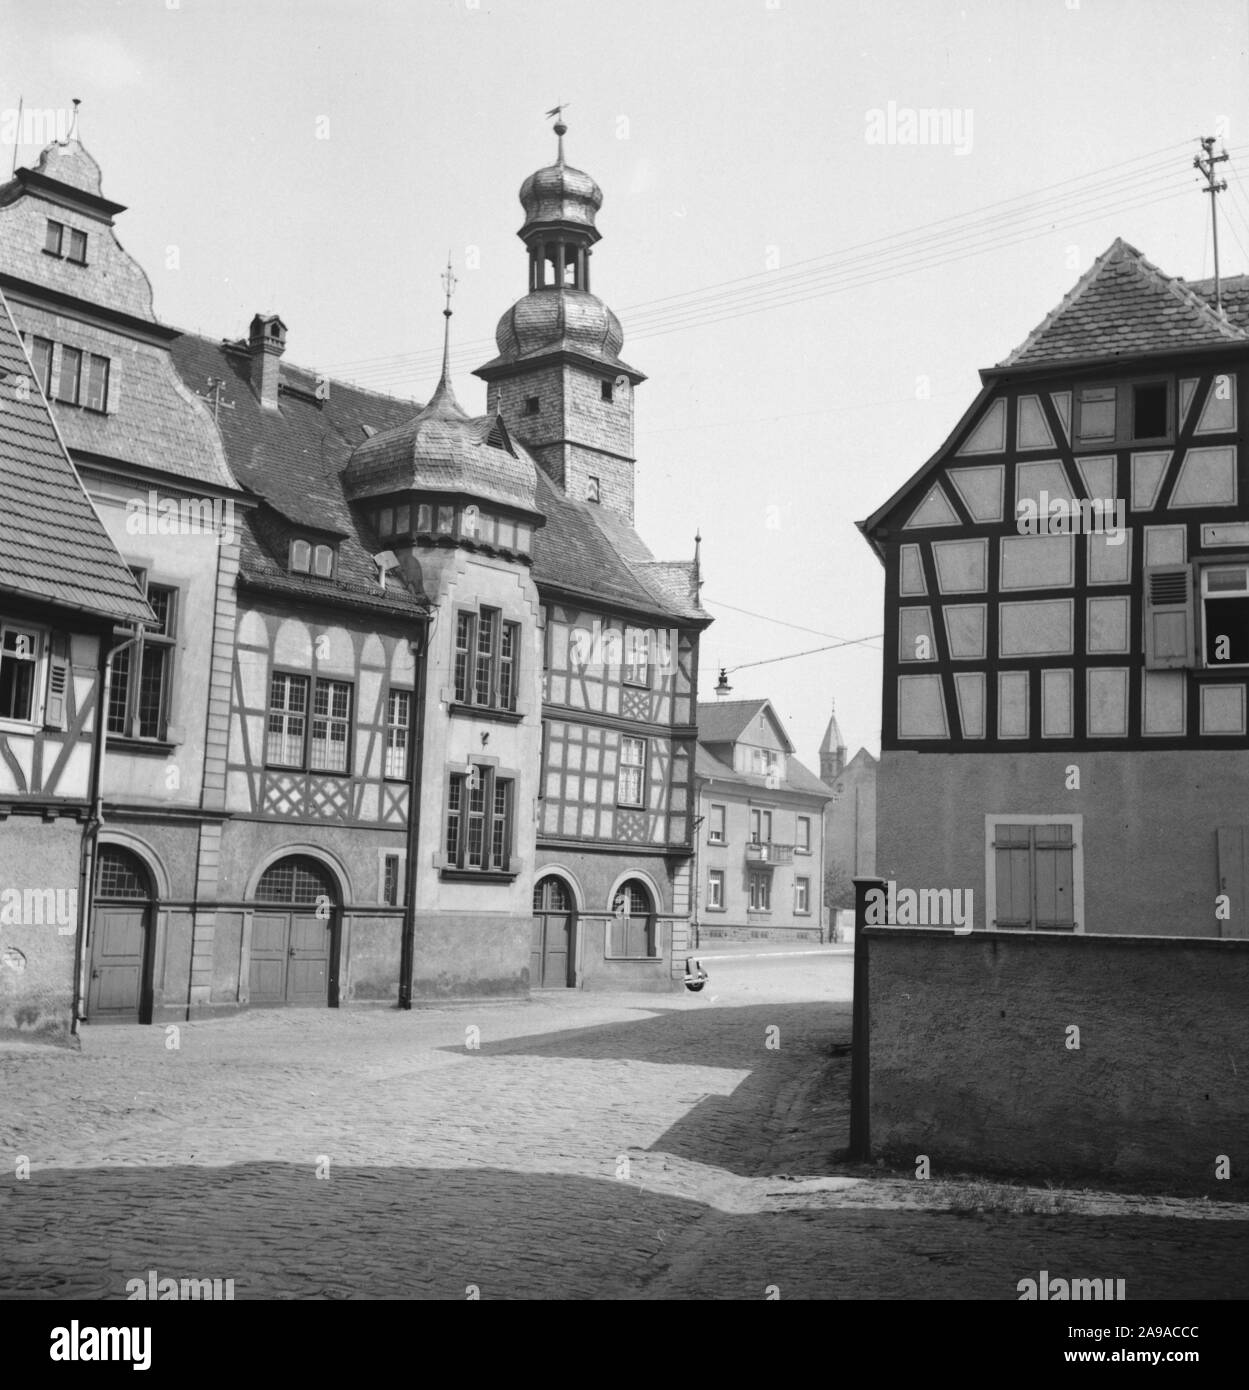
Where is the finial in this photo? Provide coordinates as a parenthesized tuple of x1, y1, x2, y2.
(66, 98, 81, 144)
(428, 253, 464, 416)
(545, 102, 570, 163)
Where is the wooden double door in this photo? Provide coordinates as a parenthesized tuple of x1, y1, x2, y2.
(531, 876, 575, 988)
(249, 856, 339, 1006)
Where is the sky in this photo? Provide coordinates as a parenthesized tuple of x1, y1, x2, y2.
(5, 0, 1249, 773)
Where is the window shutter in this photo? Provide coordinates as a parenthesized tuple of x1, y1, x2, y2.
(1143, 564, 1194, 669)
(105, 354, 122, 414)
(44, 633, 70, 730)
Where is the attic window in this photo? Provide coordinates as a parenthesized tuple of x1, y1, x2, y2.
(587, 476, 601, 503)
(525, 397, 540, 416)
(1133, 382, 1168, 440)
(67, 228, 87, 264)
(290, 539, 311, 573)
(313, 544, 335, 579)
(44, 220, 63, 256)
(601, 380, 614, 403)
(1075, 386, 1115, 443)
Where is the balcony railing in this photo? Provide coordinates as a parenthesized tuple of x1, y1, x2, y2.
(746, 841, 794, 865)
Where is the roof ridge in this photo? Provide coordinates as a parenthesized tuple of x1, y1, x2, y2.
(997, 238, 1127, 367)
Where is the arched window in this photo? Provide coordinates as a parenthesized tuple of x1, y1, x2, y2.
(290, 539, 311, 573)
(610, 878, 656, 960)
(312, 544, 334, 578)
(256, 855, 336, 906)
(96, 845, 151, 900)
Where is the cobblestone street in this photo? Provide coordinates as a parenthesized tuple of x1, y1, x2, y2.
(2, 952, 1246, 1300)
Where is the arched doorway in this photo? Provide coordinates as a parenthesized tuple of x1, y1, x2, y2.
(531, 876, 576, 987)
(88, 845, 154, 1024)
(611, 879, 656, 959)
(250, 855, 339, 1007)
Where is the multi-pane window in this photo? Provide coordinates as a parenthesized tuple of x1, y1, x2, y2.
(266, 673, 309, 766)
(708, 804, 725, 843)
(382, 853, 402, 906)
(618, 736, 645, 806)
(84, 354, 109, 412)
(748, 872, 771, 911)
(991, 822, 1076, 930)
(623, 627, 650, 686)
(0, 624, 40, 723)
(444, 765, 513, 872)
(750, 808, 773, 843)
(29, 337, 53, 396)
(453, 607, 520, 711)
(796, 816, 811, 853)
(266, 673, 352, 771)
(108, 574, 176, 740)
(1200, 564, 1249, 667)
(310, 679, 351, 772)
(57, 346, 82, 405)
(707, 870, 724, 909)
(384, 688, 411, 778)
(44, 220, 87, 263)
(795, 877, 810, 913)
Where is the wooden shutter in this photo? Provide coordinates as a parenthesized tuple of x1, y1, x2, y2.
(105, 353, 122, 414)
(43, 632, 70, 730)
(1143, 564, 1194, 669)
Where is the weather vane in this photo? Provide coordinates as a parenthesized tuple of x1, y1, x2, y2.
(441, 252, 457, 316)
(544, 102, 571, 125)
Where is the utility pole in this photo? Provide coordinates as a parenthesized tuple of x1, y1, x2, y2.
(1195, 135, 1230, 314)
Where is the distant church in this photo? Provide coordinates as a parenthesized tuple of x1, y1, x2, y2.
(818, 703, 877, 909)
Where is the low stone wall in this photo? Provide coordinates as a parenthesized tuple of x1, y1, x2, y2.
(697, 924, 825, 944)
(862, 925, 1249, 1189)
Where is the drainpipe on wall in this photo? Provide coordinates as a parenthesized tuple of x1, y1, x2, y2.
(398, 625, 428, 1010)
(73, 630, 142, 1035)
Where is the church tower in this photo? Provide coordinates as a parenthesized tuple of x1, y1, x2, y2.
(475, 118, 645, 522)
(819, 701, 846, 784)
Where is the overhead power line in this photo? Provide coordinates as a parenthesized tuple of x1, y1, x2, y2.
(327, 140, 1219, 389)
(701, 596, 882, 649)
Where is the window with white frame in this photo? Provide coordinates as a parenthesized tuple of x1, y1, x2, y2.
(618, 736, 645, 806)
(0, 623, 42, 723)
(1200, 563, 1249, 667)
(265, 673, 352, 772)
(384, 688, 412, 778)
(453, 607, 519, 711)
(707, 869, 724, 909)
(796, 815, 811, 853)
(108, 573, 177, 741)
(750, 808, 773, 844)
(623, 626, 650, 686)
(708, 804, 725, 843)
(794, 877, 810, 914)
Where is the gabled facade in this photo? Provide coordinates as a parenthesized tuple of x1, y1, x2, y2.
(860, 238, 1249, 936)
(0, 285, 150, 1039)
(695, 700, 831, 941)
(0, 117, 709, 1016)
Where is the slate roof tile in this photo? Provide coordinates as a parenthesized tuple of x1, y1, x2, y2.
(0, 288, 151, 623)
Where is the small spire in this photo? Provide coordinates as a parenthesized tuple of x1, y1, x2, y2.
(426, 254, 465, 417)
(65, 98, 81, 144)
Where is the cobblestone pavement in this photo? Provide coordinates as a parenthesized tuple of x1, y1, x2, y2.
(1, 960, 1246, 1300)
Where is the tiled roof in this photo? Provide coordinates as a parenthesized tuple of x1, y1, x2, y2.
(998, 238, 1246, 369)
(695, 698, 768, 745)
(1183, 273, 1249, 334)
(695, 745, 833, 800)
(0, 289, 151, 624)
(167, 332, 428, 617)
(531, 470, 708, 623)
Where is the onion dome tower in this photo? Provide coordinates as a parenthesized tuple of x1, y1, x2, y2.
(475, 117, 644, 522)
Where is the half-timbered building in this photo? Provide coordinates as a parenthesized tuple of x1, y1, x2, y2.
(0, 286, 150, 1040)
(860, 238, 1249, 937)
(1, 116, 708, 1016)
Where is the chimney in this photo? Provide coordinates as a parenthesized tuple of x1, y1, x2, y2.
(248, 312, 287, 410)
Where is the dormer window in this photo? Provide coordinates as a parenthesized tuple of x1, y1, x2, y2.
(290, 540, 311, 573)
(313, 544, 335, 578)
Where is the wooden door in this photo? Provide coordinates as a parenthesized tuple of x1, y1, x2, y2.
(88, 906, 147, 1020)
(287, 912, 331, 1002)
(531, 877, 573, 987)
(249, 913, 290, 1002)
